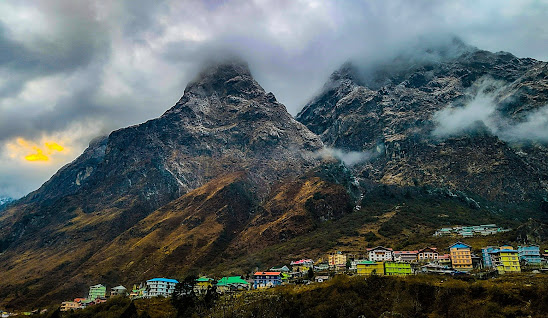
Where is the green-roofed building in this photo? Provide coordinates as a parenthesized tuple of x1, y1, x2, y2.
(356, 261, 384, 276)
(217, 276, 250, 293)
(195, 276, 215, 294)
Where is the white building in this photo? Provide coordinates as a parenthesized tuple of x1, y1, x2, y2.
(417, 247, 439, 261)
(146, 278, 178, 297)
(367, 246, 394, 262)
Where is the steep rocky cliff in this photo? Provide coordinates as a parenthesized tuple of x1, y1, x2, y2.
(297, 43, 548, 206)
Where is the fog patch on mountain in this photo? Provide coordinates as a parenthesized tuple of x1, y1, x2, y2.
(498, 105, 548, 143)
(433, 78, 548, 143)
(316, 147, 381, 167)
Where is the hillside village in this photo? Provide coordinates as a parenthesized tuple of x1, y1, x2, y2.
(3, 239, 545, 316)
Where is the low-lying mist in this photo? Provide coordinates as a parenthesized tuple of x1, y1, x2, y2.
(432, 77, 548, 143)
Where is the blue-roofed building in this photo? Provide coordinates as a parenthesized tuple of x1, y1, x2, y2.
(449, 242, 473, 271)
(146, 278, 178, 297)
(518, 246, 543, 266)
(481, 246, 498, 268)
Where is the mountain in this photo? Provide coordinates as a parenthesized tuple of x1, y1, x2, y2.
(0, 60, 334, 308)
(297, 42, 548, 210)
(0, 197, 13, 211)
(1, 43, 548, 310)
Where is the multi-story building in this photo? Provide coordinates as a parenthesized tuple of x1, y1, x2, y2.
(88, 284, 106, 300)
(253, 272, 282, 289)
(356, 261, 384, 275)
(328, 251, 347, 270)
(449, 242, 473, 271)
(60, 301, 80, 312)
(367, 246, 394, 262)
(518, 246, 543, 266)
(438, 254, 452, 266)
(290, 259, 314, 272)
(481, 246, 498, 268)
(393, 251, 418, 262)
(417, 247, 439, 261)
(495, 247, 521, 274)
(384, 262, 413, 275)
(146, 278, 178, 297)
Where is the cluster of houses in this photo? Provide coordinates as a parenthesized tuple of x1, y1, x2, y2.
(324, 243, 545, 276)
(59, 276, 251, 312)
(53, 243, 546, 312)
(434, 224, 511, 237)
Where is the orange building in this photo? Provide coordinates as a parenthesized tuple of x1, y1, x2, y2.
(449, 242, 473, 271)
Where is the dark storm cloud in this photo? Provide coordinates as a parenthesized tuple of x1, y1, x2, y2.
(0, 1, 110, 100)
(1, 0, 548, 198)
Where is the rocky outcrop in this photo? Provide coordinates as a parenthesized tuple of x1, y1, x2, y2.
(297, 44, 548, 203)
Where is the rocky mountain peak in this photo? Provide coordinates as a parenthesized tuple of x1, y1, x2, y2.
(183, 59, 264, 100)
(328, 61, 363, 85)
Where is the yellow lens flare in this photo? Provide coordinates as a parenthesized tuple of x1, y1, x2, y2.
(25, 147, 49, 161)
(9, 138, 66, 162)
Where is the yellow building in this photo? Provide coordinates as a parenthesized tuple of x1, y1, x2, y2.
(194, 276, 214, 294)
(496, 247, 521, 274)
(60, 301, 80, 312)
(356, 261, 384, 275)
(328, 251, 347, 270)
(449, 242, 473, 271)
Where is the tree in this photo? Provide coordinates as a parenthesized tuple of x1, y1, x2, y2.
(47, 307, 61, 318)
(171, 275, 198, 318)
(307, 268, 315, 280)
(119, 301, 139, 318)
(196, 284, 219, 315)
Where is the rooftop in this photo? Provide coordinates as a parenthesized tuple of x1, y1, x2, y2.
(254, 271, 281, 276)
(147, 278, 179, 283)
(217, 276, 249, 286)
(449, 242, 471, 249)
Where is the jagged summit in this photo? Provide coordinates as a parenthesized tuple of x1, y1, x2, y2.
(183, 59, 262, 98)
(164, 59, 280, 119)
(328, 61, 363, 85)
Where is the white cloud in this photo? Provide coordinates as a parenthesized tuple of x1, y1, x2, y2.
(316, 147, 381, 167)
(433, 77, 548, 143)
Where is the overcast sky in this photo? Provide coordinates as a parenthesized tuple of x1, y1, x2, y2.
(1, 0, 548, 199)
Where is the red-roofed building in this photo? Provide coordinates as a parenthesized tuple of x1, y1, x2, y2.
(367, 246, 394, 262)
(438, 254, 452, 266)
(393, 250, 418, 262)
(418, 247, 439, 261)
(253, 271, 282, 289)
(290, 259, 314, 272)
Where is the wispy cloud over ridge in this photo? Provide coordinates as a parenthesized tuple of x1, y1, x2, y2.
(1, 0, 548, 197)
(433, 77, 548, 143)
